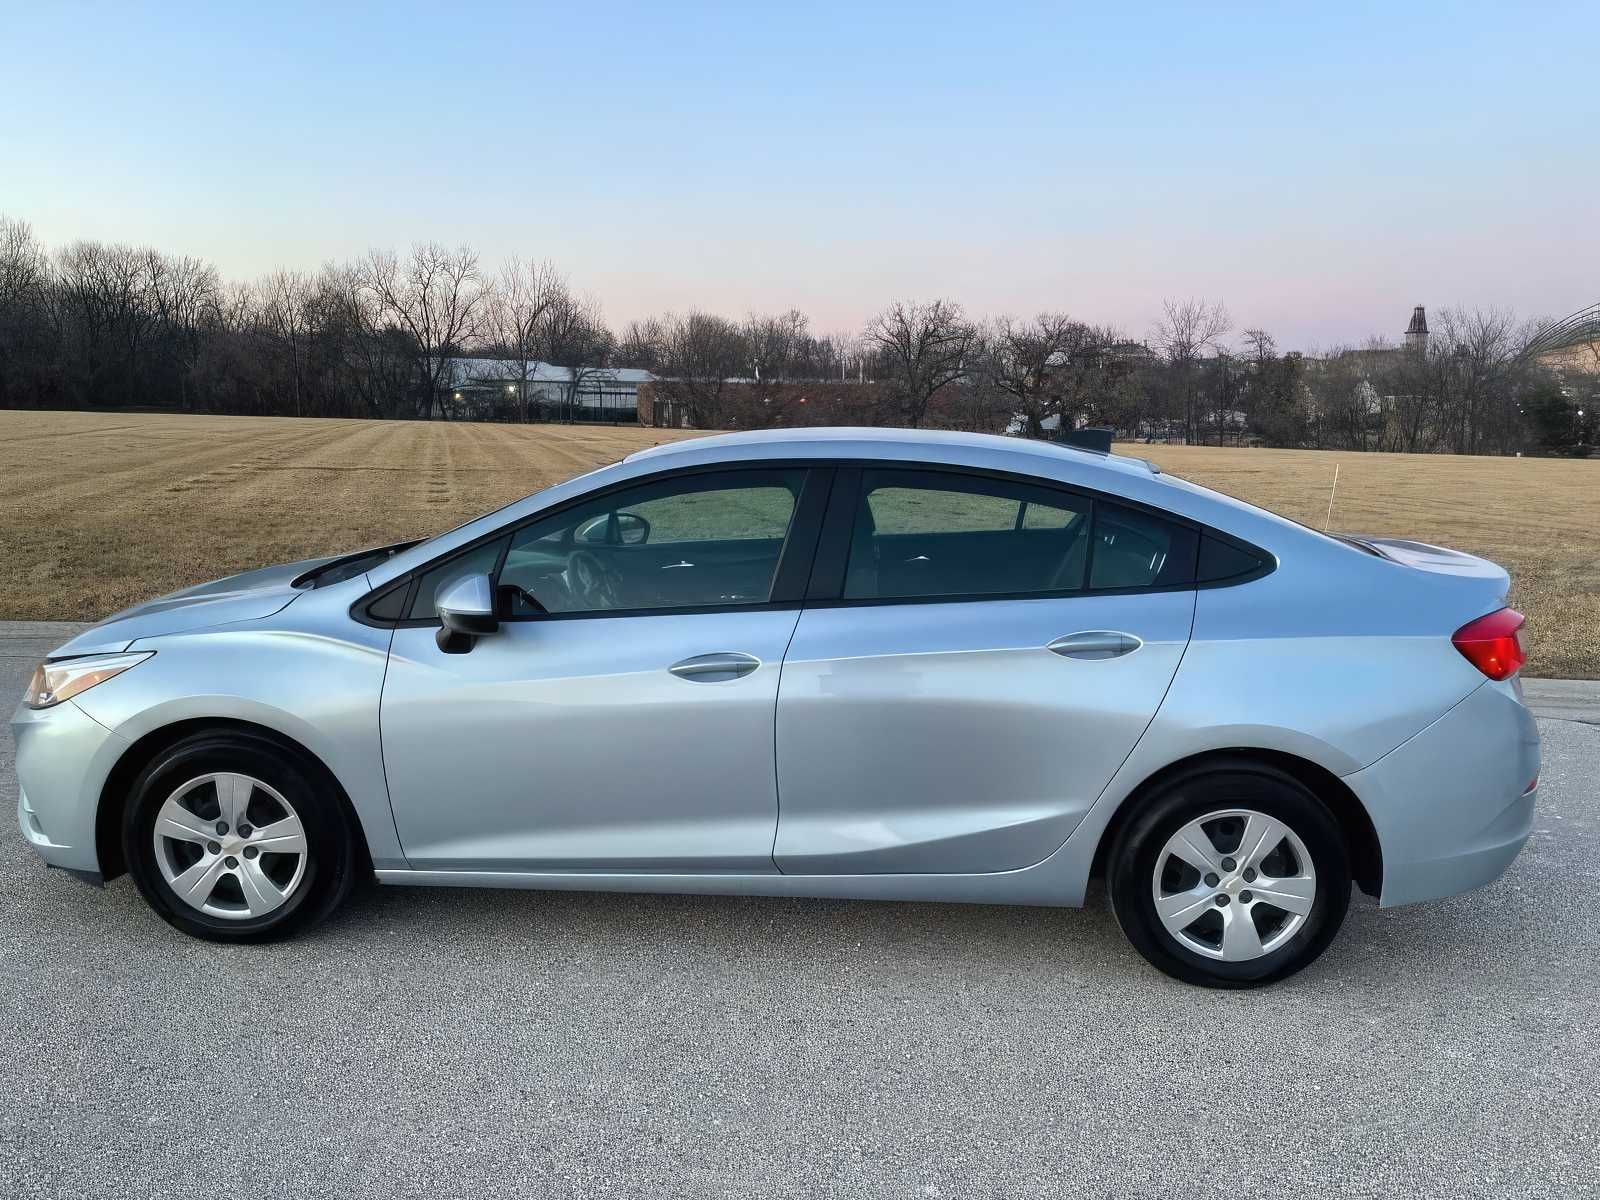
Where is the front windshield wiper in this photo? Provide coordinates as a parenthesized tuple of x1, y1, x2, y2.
(294, 540, 423, 589)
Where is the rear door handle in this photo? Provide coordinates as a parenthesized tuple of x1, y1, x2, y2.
(1046, 631, 1142, 660)
(669, 652, 761, 681)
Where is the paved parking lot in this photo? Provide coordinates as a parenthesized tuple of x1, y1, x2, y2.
(3, 623, 1597, 1198)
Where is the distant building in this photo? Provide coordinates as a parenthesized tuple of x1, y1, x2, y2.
(1404, 305, 1429, 354)
(1525, 301, 1600, 375)
(1043, 340, 1159, 372)
(440, 358, 653, 422)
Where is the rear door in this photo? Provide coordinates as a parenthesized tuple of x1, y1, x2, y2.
(773, 466, 1196, 874)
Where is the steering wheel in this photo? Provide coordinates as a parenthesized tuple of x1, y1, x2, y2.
(565, 550, 623, 610)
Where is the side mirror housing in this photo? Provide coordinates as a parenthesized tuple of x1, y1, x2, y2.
(435, 573, 499, 653)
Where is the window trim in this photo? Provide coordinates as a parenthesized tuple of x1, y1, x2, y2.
(353, 463, 832, 627)
(351, 457, 1274, 627)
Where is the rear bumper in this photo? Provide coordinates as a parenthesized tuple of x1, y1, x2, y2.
(1344, 679, 1540, 908)
(11, 699, 129, 876)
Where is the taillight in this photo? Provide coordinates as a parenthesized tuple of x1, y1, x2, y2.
(1452, 608, 1527, 681)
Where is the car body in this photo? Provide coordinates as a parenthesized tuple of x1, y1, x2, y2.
(12, 428, 1540, 985)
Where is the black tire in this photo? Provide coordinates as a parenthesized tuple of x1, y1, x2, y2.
(1107, 760, 1351, 989)
(123, 731, 358, 942)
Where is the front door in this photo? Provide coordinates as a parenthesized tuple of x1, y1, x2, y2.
(774, 467, 1196, 874)
(381, 466, 823, 873)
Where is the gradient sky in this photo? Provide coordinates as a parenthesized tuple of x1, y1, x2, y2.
(4, 0, 1596, 350)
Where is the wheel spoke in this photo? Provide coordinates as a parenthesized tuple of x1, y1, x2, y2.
(235, 857, 285, 917)
(1238, 813, 1288, 870)
(1155, 886, 1216, 935)
(214, 773, 255, 826)
(1250, 872, 1316, 916)
(154, 800, 214, 844)
(1168, 823, 1223, 874)
(170, 853, 229, 905)
(1220, 905, 1265, 960)
(249, 815, 306, 856)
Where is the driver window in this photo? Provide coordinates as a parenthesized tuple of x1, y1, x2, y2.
(497, 469, 807, 615)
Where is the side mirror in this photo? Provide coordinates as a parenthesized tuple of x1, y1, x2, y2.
(435, 573, 499, 653)
(575, 511, 652, 546)
(615, 511, 650, 545)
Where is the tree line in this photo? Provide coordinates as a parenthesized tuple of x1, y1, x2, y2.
(1, 216, 1593, 454)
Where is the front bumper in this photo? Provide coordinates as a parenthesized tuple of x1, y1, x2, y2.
(1345, 679, 1540, 908)
(11, 699, 130, 876)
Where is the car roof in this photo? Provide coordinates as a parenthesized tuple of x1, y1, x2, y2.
(625, 427, 1163, 481)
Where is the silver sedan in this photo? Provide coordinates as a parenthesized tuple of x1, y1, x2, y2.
(12, 429, 1539, 987)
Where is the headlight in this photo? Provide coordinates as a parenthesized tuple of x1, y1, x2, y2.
(24, 652, 153, 710)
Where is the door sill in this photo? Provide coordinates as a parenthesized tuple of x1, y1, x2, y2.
(373, 864, 1081, 908)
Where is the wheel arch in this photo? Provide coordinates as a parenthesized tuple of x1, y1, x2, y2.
(1090, 747, 1383, 897)
(95, 717, 372, 883)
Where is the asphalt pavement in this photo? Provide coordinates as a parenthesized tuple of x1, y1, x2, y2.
(2, 621, 1597, 1199)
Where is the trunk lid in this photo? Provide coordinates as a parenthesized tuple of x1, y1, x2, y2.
(1341, 534, 1511, 621)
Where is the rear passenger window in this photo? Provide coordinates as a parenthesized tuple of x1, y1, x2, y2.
(1089, 503, 1198, 590)
(844, 470, 1090, 600)
(866, 486, 1021, 534)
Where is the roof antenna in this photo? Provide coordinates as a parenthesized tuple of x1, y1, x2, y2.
(1059, 427, 1114, 454)
(1323, 463, 1340, 531)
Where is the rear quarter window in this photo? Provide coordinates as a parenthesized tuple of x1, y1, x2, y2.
(1089, 503, 1199, 590)
(1197, 535, 1269, 583)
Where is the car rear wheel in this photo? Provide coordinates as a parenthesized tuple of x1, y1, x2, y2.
(1107, 762, 1351, 988)
(123, 732, 358, 942)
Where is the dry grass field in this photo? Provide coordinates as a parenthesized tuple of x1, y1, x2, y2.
(1, 410, 1596, 677)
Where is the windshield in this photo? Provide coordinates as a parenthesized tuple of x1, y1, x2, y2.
(389, 460, 626, 568)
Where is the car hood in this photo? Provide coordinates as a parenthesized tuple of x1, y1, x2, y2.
(47, 555, 338, 658)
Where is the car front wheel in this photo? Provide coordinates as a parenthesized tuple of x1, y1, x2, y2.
(1107, 761, 1352, 988)
(123, 731, 358, 942)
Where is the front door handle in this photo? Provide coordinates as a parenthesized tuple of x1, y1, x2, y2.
(1046, 631, 1143, 660)
(669, 652, 761, 681)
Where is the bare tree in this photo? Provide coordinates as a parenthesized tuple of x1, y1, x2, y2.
(986, 313, 1109, 438)
(0, 217, 55, 407)
(322, 264, 415, 419)
(531, 291, 614, 421)
(1153, 298, 1230, 443)
(54, 241, 152, 394)
(744, 309, 810, 383)
(652, 311, 747, 428)
(1434, 307, 1522, 454)
(615, 316, 665, 372)
(254, 271, 316, 417)
(482, 258, 563, 421)
(864, 299, 979, 427)
(1239, 328, 1275, 367)
(818, 330, 861, 383)
(360, 243, 489, 420)
(143, 253, 219, 410)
